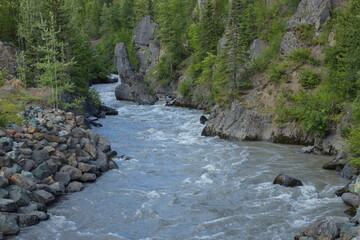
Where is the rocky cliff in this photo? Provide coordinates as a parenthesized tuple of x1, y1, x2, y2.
(114, 16, 160, 105)
(202, 0, 346, 155)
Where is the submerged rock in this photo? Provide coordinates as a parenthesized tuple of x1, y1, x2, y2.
(200, 116, 208, 125)
(273, 174, 303, 187)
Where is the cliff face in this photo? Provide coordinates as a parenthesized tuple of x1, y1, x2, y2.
(201, 0, 346, 155)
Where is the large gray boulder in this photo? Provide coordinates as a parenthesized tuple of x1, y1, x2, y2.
(0, 213, 19, 235)
(273, 174, 303, 187)
(280, 32, 301, 55)
(286, 0, 333, 31)
(301, 216, 348, 239)
(115, 74, 157, 105)
(114, 43, 135, 82)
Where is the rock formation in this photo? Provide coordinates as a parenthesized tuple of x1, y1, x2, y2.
(114, 16, 160, 105)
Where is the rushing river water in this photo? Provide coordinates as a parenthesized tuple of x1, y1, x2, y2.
(15, 81, 349, 240)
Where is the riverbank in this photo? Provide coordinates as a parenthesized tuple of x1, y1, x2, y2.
(0, 107, 118, 238)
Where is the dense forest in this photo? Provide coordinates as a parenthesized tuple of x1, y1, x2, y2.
(0, 0, 360, 164)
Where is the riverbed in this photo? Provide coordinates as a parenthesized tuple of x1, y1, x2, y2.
(14, 82, 349, 240)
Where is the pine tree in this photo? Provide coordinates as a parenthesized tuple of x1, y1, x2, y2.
(35, 13, 74, 109)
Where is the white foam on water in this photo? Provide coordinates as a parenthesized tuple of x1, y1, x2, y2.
(147, 190, 161, 199)
(107, 232, 130, 239)
(195, 173, 214, 186)
(189, 231, 227, 240)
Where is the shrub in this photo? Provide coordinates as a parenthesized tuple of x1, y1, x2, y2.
(156, 56, 175, 87)
(299, 70, 321, 89)
(267, 61, 289, 84)
(296, 24, 315, 42)
(88, 88, 102, 108)
(288, 48, 319, 65)
(0, 100, 24, 126)
(179, 80, 192, 97)
(0, 71, 8, 87)
(348, 125, 360, 166)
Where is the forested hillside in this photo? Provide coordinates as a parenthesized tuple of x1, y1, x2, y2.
(1, 0, 360, 163)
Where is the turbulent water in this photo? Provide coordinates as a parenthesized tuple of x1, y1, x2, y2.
(15, 80, 349, 240)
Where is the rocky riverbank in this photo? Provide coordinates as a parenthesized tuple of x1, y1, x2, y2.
(0, 107, 118, 238)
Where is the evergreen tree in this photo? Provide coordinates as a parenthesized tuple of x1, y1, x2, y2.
(35, 13, 74, 109)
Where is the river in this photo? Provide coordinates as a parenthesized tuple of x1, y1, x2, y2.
(14, 81, 349, 240)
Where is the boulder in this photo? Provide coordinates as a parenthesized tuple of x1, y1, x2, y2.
(29, 211, 49, 221)
(49, 182, 65, 195)
(8, 186, 31, 207)
(23, 160, 37, 172)
(54, 172, 71, 186)
(80, 173, 96, 183)
(83, 142, 97, 159)
(341, 163, 358, 180)
(341, 193, 360, 207)
(96, 152, 109, 172)
(31, 163, 53, 180)
(273, 174, 303, 187)
(66, 181, 84, 193)
(200, 116, 208, 125)
(249, 39, 268, 60)
(17, 214, 39, 227)
(0, 176, 9, 188)
(9, 174, 36, 191)
(32, 150, 50, 164)
(0, 199, 18, 212)
(58, 165, 82, 181)
(280, 32, 300, 55)
(0, 213, 19, 235)
(78, 163, 96, 173)
(31, 190, 55, 205)
(301, 216, 348, 239)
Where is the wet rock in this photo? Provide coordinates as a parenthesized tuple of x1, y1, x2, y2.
(66, 181, 84, 193)
(322, 160, 345, 171)
(99, 106, 118, 116)
(31, 163, 53, 180)
(344, 206, 357, 217)
(200, 116, 208, 125)
(0, 213, 19, 235)
(97, 137, 111, 153)
(0, 199, 18, 212)
(80, 173, 96, 182)
(339, 222, 359, 240)
(17, 214, 39, 227)
(96, 152, 109, 172)
(29, 211, 49, 221)
(335, 185, 349, 197)
(108, 160, 118, 170)
(341, 193, 360, 207)
(17, 201, 46, 214)
(341, 163, 358, 180)
(301, 216, 348, 239)
(273, 174, 303, 187)
(31, 190, 55, 205)
(299, 146, 315, 154)
(9, 174, 36, 191)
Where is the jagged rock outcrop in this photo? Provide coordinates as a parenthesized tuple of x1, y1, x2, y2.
(114, 16, 160, 105)
(114, 43, 135, 82)
(280, 0, 333, 54)
(286, 0, 333, 31)
(202, 101, 314, 144)
(202, 101, 345, 154)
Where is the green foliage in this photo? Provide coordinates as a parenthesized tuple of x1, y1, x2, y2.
(267, 61, 289, 84)
(0, 100, 24, 127)
(295, 24, 315, 42)
(299, 70, 321, 89)
(88, 88, 102, 108)
(0, 0, 19, 44)
(348, 125, 360, 166)
(34, 13, 74, 109)
(179, 80, 192, 98)
(0, 71, 8, 87)
(156, 56, 175, 87)
(288, 48, 319, 65)
(275, 90, 331, 136)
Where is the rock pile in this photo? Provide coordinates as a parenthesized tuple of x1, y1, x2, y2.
(0, 107, 118, 237)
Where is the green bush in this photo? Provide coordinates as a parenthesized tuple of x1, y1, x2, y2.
(0, 100, 24, 126)
(88, 88, 102, 108)
(0, 71, 8, 87)
(296, 24, 315, 42)
(267, 61, 289, 84)
(348, 125, 360, 166)
(179, 80, 192, 97)
(288, 48, 319, 65)
(156, 56, 175, 87)
(299, 70, 321, 89)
